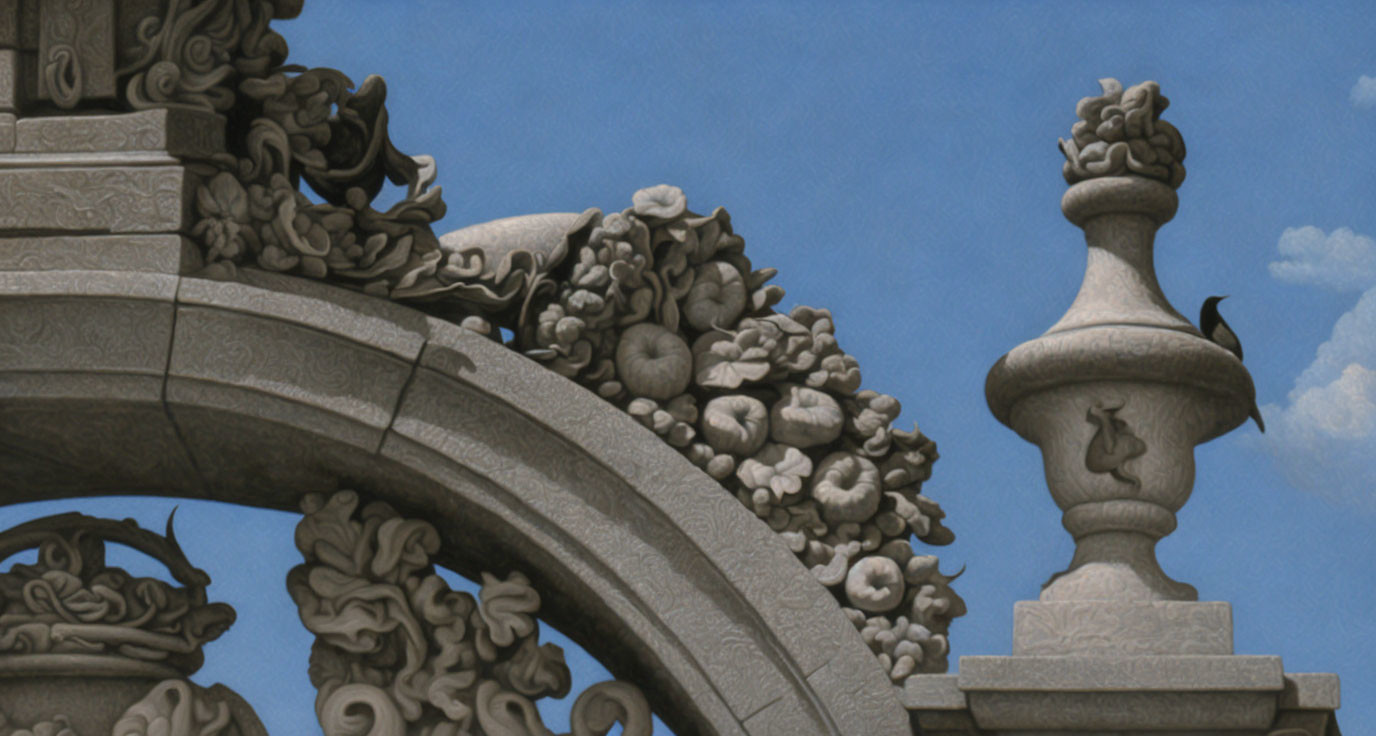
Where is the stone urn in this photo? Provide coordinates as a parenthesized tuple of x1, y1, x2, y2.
(985, 173, 1257, 606)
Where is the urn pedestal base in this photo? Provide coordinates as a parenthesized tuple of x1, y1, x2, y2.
(1012, 600, 1233, 657)
(902, 659, 1341, 736)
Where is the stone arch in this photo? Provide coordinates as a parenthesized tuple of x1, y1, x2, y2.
(0, 265, 909, 735)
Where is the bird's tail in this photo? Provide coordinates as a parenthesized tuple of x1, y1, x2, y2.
(1250, 403, 1266, 433)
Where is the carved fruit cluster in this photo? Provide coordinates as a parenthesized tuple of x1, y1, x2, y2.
(519, 186, 963, 679)
(1059, 78, 1187, 189)
(288, 491, 651, 736)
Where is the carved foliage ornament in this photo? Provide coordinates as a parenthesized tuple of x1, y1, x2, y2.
(116, 0, 962, 679)
(1058, 78, 1187, 189)
(288, 491, 652, 736)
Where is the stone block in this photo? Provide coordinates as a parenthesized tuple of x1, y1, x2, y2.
(0, 234, 199, 273)
(900, 674, 966, 710)
(0, 0, 17, 47)
(0, 48, 15, 110)
(0, 112, 12, 151)
(15, 109, 225, 157)
(1280, 673, 1340, 710)
(0, 166, 192, 233)
(1012, 599, 1233, 656)
(960, 655, 1284, 732)
(167, 304, 414, 440)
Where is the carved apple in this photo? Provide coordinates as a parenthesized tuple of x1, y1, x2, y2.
(701, 395, 770, 456)
(770, 384, 844, 447)
(684, 261, 747, 331)
(615, 323, 692, 400)
(811, 452, 882, 524)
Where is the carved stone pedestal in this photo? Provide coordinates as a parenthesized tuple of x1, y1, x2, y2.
(902, 78, 1342, 736)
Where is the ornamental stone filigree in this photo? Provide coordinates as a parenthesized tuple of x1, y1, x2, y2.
(0, 511, 266, 735)
(288, 491, 653, 736)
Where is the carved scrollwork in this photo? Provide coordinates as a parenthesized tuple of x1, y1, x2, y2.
(288, 491, 653, 736)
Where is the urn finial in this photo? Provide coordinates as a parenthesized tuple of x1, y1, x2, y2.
(986, 79, 1257, 613)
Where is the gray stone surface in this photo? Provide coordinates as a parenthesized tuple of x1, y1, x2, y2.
(14, 109, 224, 156)
(0, 49, 14, 110)
(0, 113, 12, 152)
(0, 165, 191, 232)
(0, 234, 200, 273)
(1012, 600, 1233, 656)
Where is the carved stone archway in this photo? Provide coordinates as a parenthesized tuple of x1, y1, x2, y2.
(0, 265, 910, 735)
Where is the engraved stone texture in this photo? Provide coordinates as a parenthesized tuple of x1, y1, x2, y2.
(1012, 600, 1233, 656)
(168, 305, 413, 444)
(0, 166, 192, 232)
(0, 234, 199, 273)
(36, 0, 115, 104)
(959, 654, 1284, 732)
(14, 109, 225, 156)
(900, 674, 966, 710)
(969, 690, 1275, 731)
(0, 48, 15, 110)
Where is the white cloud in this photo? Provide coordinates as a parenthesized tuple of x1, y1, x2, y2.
(1352, 75, 1376, 109)
(1268, 226, 1376, 292)
(1264, 247, 1376, 510)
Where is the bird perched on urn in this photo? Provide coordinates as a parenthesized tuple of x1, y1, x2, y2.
(1199, 296, 1265, 432)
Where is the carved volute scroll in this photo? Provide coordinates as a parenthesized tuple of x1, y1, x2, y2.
(288, 491, 653, 736)
(0, 512, 267, 735)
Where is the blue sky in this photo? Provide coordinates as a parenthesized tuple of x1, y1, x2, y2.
(4, 1, 1374, 733)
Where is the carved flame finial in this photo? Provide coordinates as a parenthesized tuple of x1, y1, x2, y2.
(1058, 78, 1187, 189)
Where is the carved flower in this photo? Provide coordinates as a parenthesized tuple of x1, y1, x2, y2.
(810, 452, 883, 524)
(627, 396, 697, 447)
(684, 261, 747, 331)
(615, 323, 692, 400)
(631, 184, 687, 220)
(770, 384, 844, 447)
(845, 390, 903, 456)
(693, 331, 771, 389)
(700, 394, 769, 456)
(192, 172, 259, 262)
(736, 443, 813, 500)
(845, 555, 905, 613)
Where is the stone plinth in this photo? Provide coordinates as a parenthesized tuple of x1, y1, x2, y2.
(1012, 600, 1233, 656)
(904, 664, 1341, 735)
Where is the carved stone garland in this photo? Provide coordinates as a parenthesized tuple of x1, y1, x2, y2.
(106, 0, 964, 678)
(288, 491, 653, 736)
(0, 513, 266, 735)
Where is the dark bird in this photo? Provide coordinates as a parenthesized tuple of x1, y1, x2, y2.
(1200, 295, 1265, 432)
